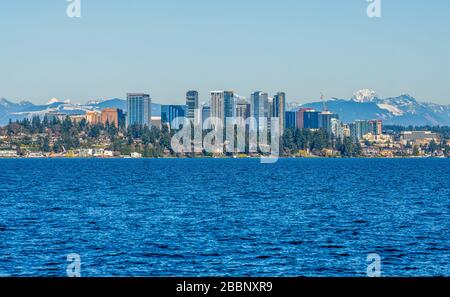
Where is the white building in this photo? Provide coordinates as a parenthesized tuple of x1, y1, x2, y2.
(131, 152, 142, 158)
(103, 150, 114, 157)
(331, 118, 344, 140)
(0, 150, 18, 158)
(79, 149, 94, 158)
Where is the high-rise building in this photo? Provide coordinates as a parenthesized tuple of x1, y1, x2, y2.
(201, 104, 211, 130)
(272, 92, 286, 134)
(369, 120, 383, 135)
(268, 97, 273, 131)
(210, 91, 234, 129)
(319, 111, 339, 134)
(349, 123, 357, 140)
(331, 118, 344, 139)
(295, 108, 313, 129)
(350, 120, 371, 140)
(100, 108, 124, 128)
(235, 102, 250, 120)
(301, 109, 321, 129)
(161, 105, 186, 130)
(343, 124, 351, 138)
(186, 90, 199, 123)
(126, 93, 151, 127)
(285, 111, 297, 130)
(250, 91, 269, 130)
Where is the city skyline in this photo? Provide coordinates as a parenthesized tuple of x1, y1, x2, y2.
(1, 87, 449, 106)
(1, 1, 449, 284)
(1, 86, 449, 127)
(1, 0, 450, 105)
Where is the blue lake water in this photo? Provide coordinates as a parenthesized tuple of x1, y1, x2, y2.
(0, 158, 449, 277)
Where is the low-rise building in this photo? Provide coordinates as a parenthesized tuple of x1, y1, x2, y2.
(100, 108, 124, 128)
(79, 148, 94, 158)
(131, 152, 142, 158)
(362, 133, 392, 144)
(86, 111, 101, 125)
(151, 116, 162, 129)
(400, 131, 440, 145)
(26, 152, 47, 158)
(70, 115, 86, 124)
(45, 112, 67, 122)
(0, 150, 18, 158)
(380, 150, 394, 158)
(103, 150, 114, 158)
(362, 146, 380, 157)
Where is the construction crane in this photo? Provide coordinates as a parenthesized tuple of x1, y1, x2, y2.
(321, 92, 328, 112)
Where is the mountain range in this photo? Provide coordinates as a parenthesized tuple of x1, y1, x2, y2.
(0, 98, 160, 126)
(295, 90, 450, 126)
(0, 90, 449, 126)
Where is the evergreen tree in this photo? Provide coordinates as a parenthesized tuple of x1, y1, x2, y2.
(41, 136, 51, 152)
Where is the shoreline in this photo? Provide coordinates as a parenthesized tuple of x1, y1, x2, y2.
(0, 156, 447, 160)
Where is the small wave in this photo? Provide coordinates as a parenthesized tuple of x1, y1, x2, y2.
(319, 245, 346, 249)
(256, 255, 271, 259)
(288, 241, 304, 245)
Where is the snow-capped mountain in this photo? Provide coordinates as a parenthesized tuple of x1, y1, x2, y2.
(352, 89, 378, 103)
(46, 98, 72, 105)
(1, 91, 449, 126)
(0, 98, 161, 126)
(373, 93, 450, 125)
(298, 90, 450, 126)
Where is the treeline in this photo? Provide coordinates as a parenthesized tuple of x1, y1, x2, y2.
(2, 116, 173, 157)
(281, 129, 361, 157)
(384, 125, 450, 140)
(2, 116, 449, 157)
(3, 116, 351, 156)
(114, 124, 172, 157)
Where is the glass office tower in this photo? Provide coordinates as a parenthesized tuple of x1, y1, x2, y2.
(126, 93, 151, 127)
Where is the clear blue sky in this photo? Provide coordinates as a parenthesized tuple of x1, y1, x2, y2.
(1, 0, 449, 105)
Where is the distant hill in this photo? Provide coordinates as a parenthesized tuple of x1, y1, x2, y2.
(0, 98, 161, 126)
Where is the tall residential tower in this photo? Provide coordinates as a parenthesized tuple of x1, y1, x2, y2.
(126, 93, 151, 127)
(272, 92, 286, 135)
(250, 91, 269, 130)
(186, 90, 199, 125)
(210, 91, 234, 129)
